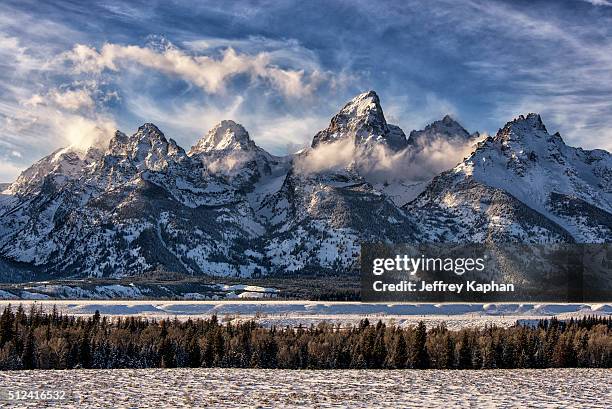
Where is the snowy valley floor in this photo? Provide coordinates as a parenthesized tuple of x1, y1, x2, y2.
(0, 368, 609, 408)
(0, 300, 609, 330)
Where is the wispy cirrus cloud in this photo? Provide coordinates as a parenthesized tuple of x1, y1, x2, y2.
(411, 0, 612, 151)
(581, 0, 612, 7)
(0, 30, 118, 178)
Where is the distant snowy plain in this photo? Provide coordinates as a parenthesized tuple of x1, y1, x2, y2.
(0, 300, 609, 330)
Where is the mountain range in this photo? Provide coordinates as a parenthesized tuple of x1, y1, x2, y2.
(0, 91, 610, 280)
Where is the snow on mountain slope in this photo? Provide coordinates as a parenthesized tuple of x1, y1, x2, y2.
(0, 92, 609, 280)
(261, 92, 421, 272)
(300, 92, 479, 208)
(408, 114, 478, 147)
(0, 123, 265, 278)
(407, 114, 612, 243)
(190, 119, 290, 191)
(2, 146, 101, 200)
(261, 165, 417, 272)
(189, 120, 291, 225)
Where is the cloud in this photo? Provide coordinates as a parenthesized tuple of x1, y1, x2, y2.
(295, 138, 357, 174)
(59, 113, 117, 151)
(2, 0, 612, 183)
(0, 81, 116, 181)
(183, 35, 329, 75)
(0, 161, 24, 184)
(581, 0, 612, 6)
(0, 31, 119, 180)
(447, 0, 612, 151)
(202, 150, 256, 176)
(50, 88, 96, 111)
(26, 88, 96, 111)
(124, 94, 326, 155)
(62, 42, 328, 98)
(295, 134, 480, 183)
(0, 34, 39, 71)
(10, 97, 117, 152)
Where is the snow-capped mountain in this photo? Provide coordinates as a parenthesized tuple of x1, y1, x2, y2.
(189, 120, 289, 193)
(408, 113, 612, 243)
(407, 114, 478, 148)
(0, 123, 264, 278)
(257, 92, 417, 272)
(6, 146, 101, 197)
(0, 92, 610, 280)
(260, 163, 417, 273)
(311, 90, 408, 151)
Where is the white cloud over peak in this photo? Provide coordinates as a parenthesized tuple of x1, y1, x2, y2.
(295, 133, 480, 184)
(62, 42, 327, 98)
(51, 88, 96, 111)
(26, 88, 96, 111)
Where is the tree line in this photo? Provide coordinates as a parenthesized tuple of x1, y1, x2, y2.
(0, 304, 610, 370)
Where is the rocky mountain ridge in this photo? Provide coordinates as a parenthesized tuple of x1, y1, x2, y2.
(0, 91, 610, 279)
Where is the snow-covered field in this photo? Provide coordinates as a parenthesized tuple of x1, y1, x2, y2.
(0, 283, 280, 300)
(0, 301, 609, 330)
(0, 368, 609, 408)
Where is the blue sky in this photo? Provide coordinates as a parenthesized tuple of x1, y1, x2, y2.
(1, 0, 612, 180)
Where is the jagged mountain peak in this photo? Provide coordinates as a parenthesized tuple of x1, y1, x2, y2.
(4, 145, 104, 196)
(338, 90, 384, 122)
(107, 130, 128, 154)
(462, 114, 561, 176)
(311, 90, 408, 150)
(139, 122, 164, 134)
(112, 123, 184, 152)
(108, 123, 169, 151)
(431, 111, 612, 242)
(408, 115, 473, 147)
(101, 124, 186, 175)
(1, 97, 610, 281)
(133, 123, 174, 146)
(438, 114, 468, 131)
(189, 120, 255, 155)
(187, 120, 285, 190)
(498, 113, 548, 139)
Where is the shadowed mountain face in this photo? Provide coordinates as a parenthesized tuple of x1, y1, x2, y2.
(408, 114, 478, 148)
(0, 92, 610, 279)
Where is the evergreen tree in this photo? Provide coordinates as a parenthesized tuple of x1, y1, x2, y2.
(0, 305, 15, 348)
(457, 332, 472, 369)
(409, 322, 429, 369)
(388, 331, 407, 369)
(21, 330, 36, 370)
(78, 332, 92, 369)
